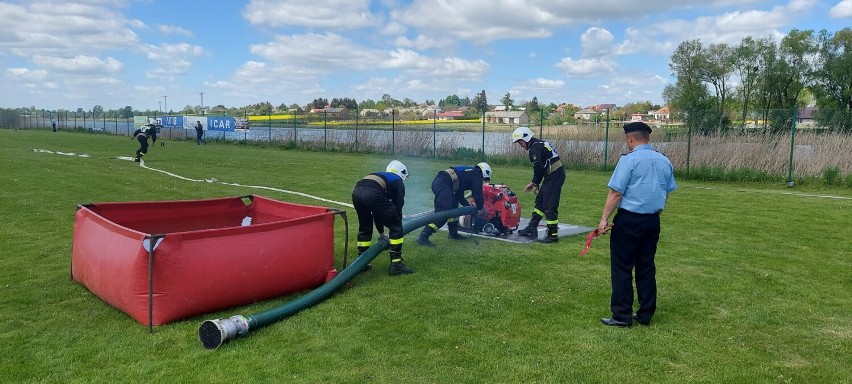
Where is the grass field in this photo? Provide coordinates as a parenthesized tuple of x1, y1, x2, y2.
(1, 129, 850, 383)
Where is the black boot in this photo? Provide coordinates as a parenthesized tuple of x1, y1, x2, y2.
(538, 224, 559, 243)
(518, 215, 541, 237)
(446, 221, 467, 240)
(356, 245, 372, 271)
(388, 247, 413, 275)
(416, 227, 436, 247)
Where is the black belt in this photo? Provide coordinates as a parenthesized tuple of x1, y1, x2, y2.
(618, 208, 660, 216)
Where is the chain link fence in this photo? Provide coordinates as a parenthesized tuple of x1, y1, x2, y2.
(3, 108, 850, 183)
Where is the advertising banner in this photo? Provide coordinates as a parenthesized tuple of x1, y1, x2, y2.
(160, 115, 184, 129)
(206, 116, 235, 132)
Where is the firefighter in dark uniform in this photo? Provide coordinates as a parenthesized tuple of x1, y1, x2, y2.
(351, 160, 413, 275)
(415, 163, 490, 247)
(147, 123, 158, 144)
(512, 126, 565, 243)
(130, 124, 154, 162)
(598, 122, 676, 327)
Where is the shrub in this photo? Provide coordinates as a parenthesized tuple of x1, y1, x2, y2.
(822, 166, 841, 186)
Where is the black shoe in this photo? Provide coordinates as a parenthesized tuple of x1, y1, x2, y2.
(416, 236, 435, 247)
(538, 235, 559, 243)
(447, 233, 467, 240)
(632, 313, 650, 326)
(600, 317, 631, 327)
(133, 158, 140, 162)
(517, 226, 538, 237)
(362, 263, 372, 272)
(389, 261, 414, 275)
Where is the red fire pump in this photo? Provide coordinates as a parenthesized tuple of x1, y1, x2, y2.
(463, 183, 521, 235)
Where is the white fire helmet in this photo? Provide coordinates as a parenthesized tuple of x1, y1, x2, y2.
(477, 162, 492, 180)
(386, 160, 408, 181)
(512, 126, 533, 143)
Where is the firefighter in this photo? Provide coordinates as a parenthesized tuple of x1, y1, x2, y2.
(416, 163, 490, 247)
(512, 126, 565, 243)
(351, 160, 413, 275)
(130, 124, 154, 162)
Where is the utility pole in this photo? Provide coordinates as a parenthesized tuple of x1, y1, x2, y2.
(158, 101, 162, 113)
(199, 92, 205, 115)
(162, 96, 168, 114)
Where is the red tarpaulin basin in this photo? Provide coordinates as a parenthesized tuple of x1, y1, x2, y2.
(71, 195, 339, 327)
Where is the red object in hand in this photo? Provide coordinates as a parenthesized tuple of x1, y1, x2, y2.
(580, 225, 611, 257)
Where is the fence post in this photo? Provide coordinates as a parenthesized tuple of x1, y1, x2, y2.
(481, 110, 486, 161)
(293, 110, 298, 145)
(391, 110, 395, 156)
(355, 107, 360, 152)
(323, 110, 328, 150)
(787, 108, 798, 187)
(433, 110, 437, 158)
(604, 108, 610, 169)
(686, 122, 692, 176)
(539, 109, 543, 138)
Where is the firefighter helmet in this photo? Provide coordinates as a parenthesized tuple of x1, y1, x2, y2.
(386, 160, 408, 181)
(511, 126, 533, 143)
(477, 162, 492, 180)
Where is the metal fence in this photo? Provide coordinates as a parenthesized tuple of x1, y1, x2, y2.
(3, 108, 850, 182)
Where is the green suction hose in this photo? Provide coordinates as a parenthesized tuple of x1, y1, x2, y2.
(199, 205, 477, 350)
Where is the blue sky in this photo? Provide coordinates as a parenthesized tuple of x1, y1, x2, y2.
(2, 0, 851, 112)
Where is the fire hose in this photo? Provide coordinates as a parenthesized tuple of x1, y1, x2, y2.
(198, 205, 477, 350)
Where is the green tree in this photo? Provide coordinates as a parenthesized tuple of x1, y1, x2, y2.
(666, 40, 716, 133)
(501, 92, 513, 109)
(92, 105, 103, 118)
(472, 90, 488, 115)
(732, 36, 766, 129)
(119, 106, 134, 119)
(811, 28, 852, 132)
(256, 101, 273, 116)
(701, 43, 735, 132)
(442, 94, 461, 108)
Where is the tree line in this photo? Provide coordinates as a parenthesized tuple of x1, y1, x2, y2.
(665, 27, 852, 133)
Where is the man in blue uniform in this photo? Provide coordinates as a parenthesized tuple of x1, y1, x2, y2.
(415, 163, 490, 247)
(598, 122, 676, 327)
(351, 160, 413, 275)
(512, 127, 565, 243)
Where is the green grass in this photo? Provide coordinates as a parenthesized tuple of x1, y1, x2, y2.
(1, 129, 850, 383)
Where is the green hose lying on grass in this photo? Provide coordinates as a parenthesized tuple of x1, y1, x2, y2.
(199, 205, 477, 350)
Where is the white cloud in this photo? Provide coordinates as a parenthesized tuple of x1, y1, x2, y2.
(830, 0, 852, 17)
(158, 24, 193, 36)
(6, 68, 49, 80)
(140, 43, 205, 79)
(555, 57, 615, 78)
(250, 33, 384, 72)
(581, 27, 616, 58)
(531, 78, 566, 88)
(395, 35, 448, 50)
(380, 49, 489, 80)
(0, 1, 139, 57)
(143, 43, 205, 62)
(509, 78, 566, 101)
(242, 0, 379, 29)
(391, 0, 558, 44)
(33, 55, 122, 73)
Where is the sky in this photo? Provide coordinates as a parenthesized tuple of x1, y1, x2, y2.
(1, 0, 851, 112)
